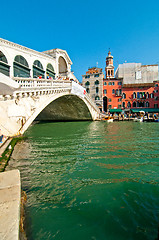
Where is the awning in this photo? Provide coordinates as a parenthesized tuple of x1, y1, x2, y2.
(109, 109, 122, 113)
(130, 108, 159, 113)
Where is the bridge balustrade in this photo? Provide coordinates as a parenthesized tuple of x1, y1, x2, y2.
(0, 77, 73, 101)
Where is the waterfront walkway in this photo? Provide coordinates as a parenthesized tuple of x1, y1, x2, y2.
(0, 169, 21, 240)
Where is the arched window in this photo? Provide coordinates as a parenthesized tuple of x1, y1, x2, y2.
(133, 102, 136, 107)
(85, 81, 90, 86)
(127, 102, 131, 108)
(14, 55, 30, 78)
(146, 92, 149, 98)
(122, 102, 125, 108)
(103, 89, 107, 94)
(0, 51, 10, 76)
(112, 89, 115, 94)
(46, 63, 55, 79)
(95, 96, 100, 100)
(133, 92, 136, 99)
(86, 88, 90, 93)
(146, 101, 149, 107)
(108, 70, 110, 76)
(96, 87, 99, 93)
(150, 93, 154, 98)
(122, 93, 126, 99)
(137, 101, 140, 107)
(95, 80, 99, 85)
(33, 60, 45, 78)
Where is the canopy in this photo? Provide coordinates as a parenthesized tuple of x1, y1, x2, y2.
(109, 109, 122, 113)
(130, 108, 159, 113)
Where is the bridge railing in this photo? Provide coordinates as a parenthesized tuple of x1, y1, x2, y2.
(13, 77, 72, 90)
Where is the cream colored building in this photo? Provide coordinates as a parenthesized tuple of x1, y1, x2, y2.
(82, 67, 104, 111)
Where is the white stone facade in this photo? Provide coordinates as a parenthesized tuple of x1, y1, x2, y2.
(115, 62, 158, 84)
(0, 38, 78, 81)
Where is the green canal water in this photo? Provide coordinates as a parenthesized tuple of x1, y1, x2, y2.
(8, 121, 159, 240)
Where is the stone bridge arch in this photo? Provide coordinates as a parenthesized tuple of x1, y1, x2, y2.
(19, 91, 99, 135)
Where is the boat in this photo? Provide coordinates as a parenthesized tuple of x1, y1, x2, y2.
(102, 116, 114, 122)
(154, 118, 159, 122)
(133, 117, 143, 122)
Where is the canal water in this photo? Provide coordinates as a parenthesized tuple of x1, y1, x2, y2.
(8, 121, 159, 240)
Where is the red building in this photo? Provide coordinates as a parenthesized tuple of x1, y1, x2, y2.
(103, 78, 122, 111)
(103, 51, 123, 112)
(122, 82, 159, 109)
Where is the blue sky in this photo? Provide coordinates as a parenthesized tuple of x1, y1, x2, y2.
(1, 0, 159, 82)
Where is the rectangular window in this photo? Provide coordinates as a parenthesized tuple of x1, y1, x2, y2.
(154, 104, 158, 108)
(94, 74, 99, 77)
(103, 89, 107, 94)
(109, 98, 112, 102)
(85, 75, 90, 79)
(135, 71, 141, 80)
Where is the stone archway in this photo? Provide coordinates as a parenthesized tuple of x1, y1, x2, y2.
(59, 56, 67, 77)
(103, 96, 107, 112)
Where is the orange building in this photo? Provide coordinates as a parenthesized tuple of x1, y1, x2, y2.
(103, 78, 122, 111)
(103, 50, 123, 112)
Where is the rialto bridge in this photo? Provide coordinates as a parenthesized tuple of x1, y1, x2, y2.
(0, 38, 100, 136)
(0, 75, 100, 136)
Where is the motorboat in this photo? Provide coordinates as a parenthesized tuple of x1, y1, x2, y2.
(102, 116, 114, 122)
(133, 117, 143, 122)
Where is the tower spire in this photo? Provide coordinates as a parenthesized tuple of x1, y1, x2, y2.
(105, 50, 114, 79)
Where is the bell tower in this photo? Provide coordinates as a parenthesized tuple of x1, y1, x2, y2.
(105, 50, 114, 79)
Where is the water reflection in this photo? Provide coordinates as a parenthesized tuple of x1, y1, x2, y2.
(7, 121, 159, 240)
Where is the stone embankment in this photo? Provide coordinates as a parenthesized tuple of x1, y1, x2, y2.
(0, 136, 25, 240)
(0, 169, 21, 240)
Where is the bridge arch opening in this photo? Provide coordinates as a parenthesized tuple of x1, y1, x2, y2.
(59, 56, 67, 77)
(0, 51, 10, 77)
(35, 94, 92, 122)
(14, 55, 30, 78)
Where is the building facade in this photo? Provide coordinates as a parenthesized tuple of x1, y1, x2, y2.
(122, 82, 159, 109)
(103, 51, 123, 111)
(82, 67, 104, 111)
(115, 62, 158, 84)
(103, 51, 159, 111)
